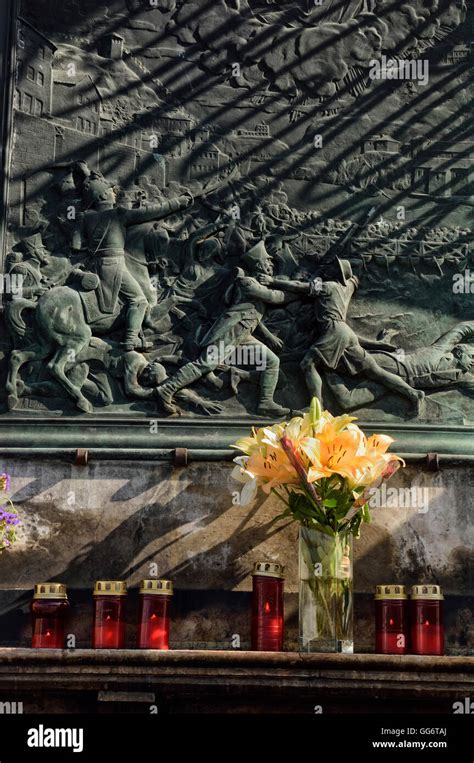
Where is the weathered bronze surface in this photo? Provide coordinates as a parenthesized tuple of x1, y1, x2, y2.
(0, 0, 472, 453)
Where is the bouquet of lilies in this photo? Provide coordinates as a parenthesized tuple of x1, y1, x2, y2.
(0, 473, 20, 553)
(231, 398, 403, 538)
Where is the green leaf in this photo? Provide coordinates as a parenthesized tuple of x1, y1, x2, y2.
(270, 509, 294, 525)
(322, 498, 338, 508)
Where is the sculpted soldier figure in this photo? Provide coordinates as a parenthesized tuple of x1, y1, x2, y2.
(164, 221, 226, 300)
(17, 338, 224, 416)
(5, 235, 53, 345)
(75, 173, 193, 351)
(156, 241, 292, 416)
(324, 320, 474, 410)
(391, 322, 474, 390)
(7, 234, 52, 302)
(260, 258, 426, 417)
(104, 352, 224, 414)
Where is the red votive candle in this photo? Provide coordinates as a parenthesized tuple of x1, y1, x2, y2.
(374, 584, 408, 654)
(137, 579, 173, 649)
(31, 583, 70, 648)
(410, 584, 444, 656)
(92, 580, 127, 649)
(251, 561, 284, 652)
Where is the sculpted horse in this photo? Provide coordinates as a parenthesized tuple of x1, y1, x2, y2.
(5, 266, 188, 413)
(6, 282, 127, 413)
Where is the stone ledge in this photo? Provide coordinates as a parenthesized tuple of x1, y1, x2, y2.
(0, 648, 472, 669)
(0, 650, 471, 713)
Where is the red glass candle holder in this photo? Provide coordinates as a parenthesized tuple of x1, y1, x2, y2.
(410, 584, 444, 655)
(31, 583, 70, 648)
(137, 579, 173, 649)
(92, 580, 127, 649)
(374, 584, 408, 654)
(251, 561, 284, 652)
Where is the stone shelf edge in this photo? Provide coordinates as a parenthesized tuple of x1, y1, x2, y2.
(0, 650, 471, 705)
(0, 648, 471, 668)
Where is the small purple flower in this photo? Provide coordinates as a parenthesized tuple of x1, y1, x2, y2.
(0, 509, 5, 521)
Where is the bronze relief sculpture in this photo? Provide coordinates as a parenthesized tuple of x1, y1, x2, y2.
(0, 0, 472, 454)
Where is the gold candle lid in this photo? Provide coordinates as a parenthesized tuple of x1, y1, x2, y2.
(139, 579, 173, 596)
(33, 583, 68, 600)
(411, 584, 444, 600)
(375, 584, 407, 600)
(93, 580, 127, 596)
(252, 561, 285, 579)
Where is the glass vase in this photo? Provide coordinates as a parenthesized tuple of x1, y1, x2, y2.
(299, 525, 354, 653)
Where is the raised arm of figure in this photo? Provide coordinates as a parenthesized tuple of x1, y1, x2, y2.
(262, 276, 312, 295)
(432, 321, 474, 349)
(120, 194, 192, 226)
(241, 276, 288, 305)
